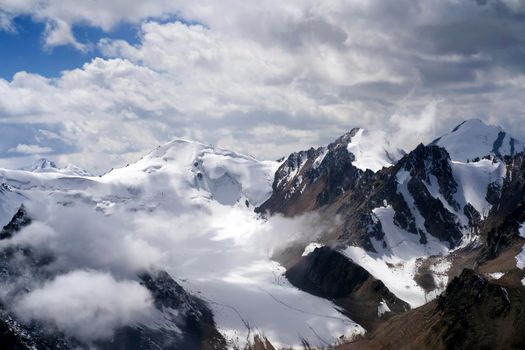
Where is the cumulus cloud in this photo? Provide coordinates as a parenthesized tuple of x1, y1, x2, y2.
(0, 0, 525, 172)
(13, 201, 165, 275)
(14, 270, 154, 341)
(5, 194, 330, 277)
(8, 144, 53, 154)
(389, 100, 441, 148)
(0, 11, 15, 32)
(43, 19, 88, 51)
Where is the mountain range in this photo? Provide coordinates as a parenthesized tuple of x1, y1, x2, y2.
(1, 118, 525, 349)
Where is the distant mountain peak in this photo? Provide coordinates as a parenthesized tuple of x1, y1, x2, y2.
(104, 137, 279, 207)
(431, 119, 524, 162)
(450, 118, 486, 132)
(31, 158, 58, 171)
(30, 158, 91, 176)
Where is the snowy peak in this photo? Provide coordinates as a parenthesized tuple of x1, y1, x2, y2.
(104, 138, 279, 207)
(30, 158, 92, 176)
(31, 158, 58, 171)
(258, 128, 404, 215)
(432, 119, 525, 162)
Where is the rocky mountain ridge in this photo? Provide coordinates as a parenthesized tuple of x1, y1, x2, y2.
(0, 118, 524, 349)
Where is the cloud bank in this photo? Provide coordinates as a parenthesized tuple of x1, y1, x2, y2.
(14, 270, 154, 341)
(0, 177, 339, 345)
(0, 0, 524, 174)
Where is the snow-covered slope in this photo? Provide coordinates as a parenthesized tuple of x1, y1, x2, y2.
(340, 143, 506, 307)
(0, 138, 364, 348)
(347, 128, 404, 172)
(102, 138, 279, 206)
(450, 159, 506, 218)
(432, 119, 524, 162)
(0, 184, 24, 227)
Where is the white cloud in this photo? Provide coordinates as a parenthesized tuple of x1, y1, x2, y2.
(0, 11, 15, 32)
(43, 19, 88, 52)
(14, 201, 164, 274)
(0, 166, 350, 346)
(1, 0, 525, 172)
(14, 270, 154, 341)
(389, 100, 441, 147)
(8, 144, 52, 154)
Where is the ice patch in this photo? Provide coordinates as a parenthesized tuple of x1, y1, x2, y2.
(487, 272, 505, 280)
(377, 300, 391, 317)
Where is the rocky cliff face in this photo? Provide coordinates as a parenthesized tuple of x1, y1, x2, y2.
(343, 268, 525, 350)
(285, 246, 409, 330)
(481, 153, 525, 259)
(431, 269, 514, 350)
(257, 128, 365, 216)
(259, 142, 468, 251)
(259, 121, 525, 345)
(96, 271, 226, 350)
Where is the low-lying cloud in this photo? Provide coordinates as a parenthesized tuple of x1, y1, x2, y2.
(0, 183, 338, 344)
(14, 270, 154, 341)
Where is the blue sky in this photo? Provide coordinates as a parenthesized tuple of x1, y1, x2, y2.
(0, 16, 140, 79)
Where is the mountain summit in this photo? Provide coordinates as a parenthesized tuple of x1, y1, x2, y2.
(0, 119, 525, 349)
(30, 158, 92, 176)
(30, 158, 58, 172)
(431, 118, 524, 162)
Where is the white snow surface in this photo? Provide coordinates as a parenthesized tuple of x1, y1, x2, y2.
(0, 138, 364, 348)
(356, 160, 500, 306)
(347, 128, 404, 172)
(487, 272, 505, 280)
(396, 169, 431, 237)
(397, 156, 505, 246)
(0, 185, 24, 227)
(377, 300, 391, 317)
(343, 205, 449, 308)
(102, 139, 279, 206)
(450, 159, 506, 218)
(433, 119, 524, 162)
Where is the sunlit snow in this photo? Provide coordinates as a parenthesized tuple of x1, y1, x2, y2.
(0, 139, 364, 348)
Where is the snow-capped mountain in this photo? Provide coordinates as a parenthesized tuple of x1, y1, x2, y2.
(102, 138, 279, 207)
(30, 158, 92, 177)
(0, 139, 362, 349)
(31, 158, 58, 172)
(257, 127, 403, 216)
(432, 118, 525, 162)
(1, 120, 525, 349)
(258, 119, 525, 347)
